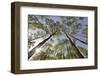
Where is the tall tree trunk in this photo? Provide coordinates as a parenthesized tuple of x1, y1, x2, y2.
(69, 34, 87, 45)
(28, 32, 56, 59)
(65, 33, 84, 58)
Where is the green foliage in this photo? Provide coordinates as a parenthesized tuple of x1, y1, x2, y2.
(34, 31, 46, 38)
(82, 27, 88, 37)
(31, 23, 44, 30)
(78, 46, 88, 58)
(32, 51, 47, 60)
(56, 52, 65, 59)
(65, 42, 78, 59)
(70, 32, 77, 36)
(32, 50, 56, 60)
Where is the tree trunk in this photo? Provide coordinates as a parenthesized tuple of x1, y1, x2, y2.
(65, 33, 84, 58)
(28, 32, 56, 59)
(69, 34, 87, 45)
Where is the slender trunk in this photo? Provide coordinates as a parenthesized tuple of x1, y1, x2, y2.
(69, 34, 87, 45)
(65, 33, 84, 58)
(28, 32, 56, 59)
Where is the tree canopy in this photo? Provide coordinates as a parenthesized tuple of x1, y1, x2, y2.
(28, 15, 88, 60)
